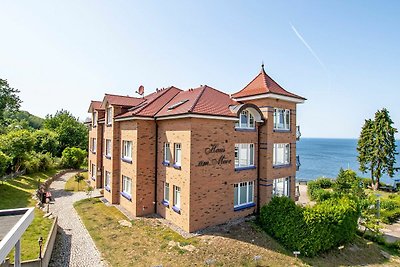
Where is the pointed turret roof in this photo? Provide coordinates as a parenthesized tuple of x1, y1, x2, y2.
(231, 65, 306, 101)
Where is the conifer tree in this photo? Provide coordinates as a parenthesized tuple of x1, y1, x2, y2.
(357, 109, 399, 190)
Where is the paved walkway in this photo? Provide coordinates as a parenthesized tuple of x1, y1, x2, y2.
(48, 172, 107, 267)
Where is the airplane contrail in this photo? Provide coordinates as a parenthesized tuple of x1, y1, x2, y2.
(290, 23, 327, 71)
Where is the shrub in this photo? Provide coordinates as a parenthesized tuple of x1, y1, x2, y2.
(333, 169, 364, 199)
(61, 147, 87, 169)
(308, 178, 333, 201)
(0, 151, 11, 177)
(23, 152, 53, 174)
(260, 196, 359, 256)
(312, 189, 333, 202)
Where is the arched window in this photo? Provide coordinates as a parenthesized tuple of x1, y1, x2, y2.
(235, 110, 255, 129)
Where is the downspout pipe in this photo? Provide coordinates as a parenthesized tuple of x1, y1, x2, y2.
(154, 120, 158, 214)
(256, 123, 261, 215)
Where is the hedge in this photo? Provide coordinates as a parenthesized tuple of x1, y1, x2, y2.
(260, 196, 359, 256)
(307, 178, 334, 202)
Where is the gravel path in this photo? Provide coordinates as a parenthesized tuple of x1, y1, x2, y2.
(48, 172, 107, 267)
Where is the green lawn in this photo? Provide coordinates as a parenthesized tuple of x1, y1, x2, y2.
(75, 198, 400, 267)
(64, 171, 89, 192)
(0, 169, 58, 261)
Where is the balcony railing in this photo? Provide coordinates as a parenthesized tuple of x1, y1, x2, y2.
(296, 155, 301, 171)
(296, 125, 301, 141)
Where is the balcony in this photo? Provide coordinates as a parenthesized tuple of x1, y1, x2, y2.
(296, 125, 301, 141)
(296, 155, 301, 171)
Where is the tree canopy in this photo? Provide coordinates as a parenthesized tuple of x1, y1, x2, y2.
(43, 110, 88, 155)
(0, 79, 22, 125)
(357, 108, 399, 190)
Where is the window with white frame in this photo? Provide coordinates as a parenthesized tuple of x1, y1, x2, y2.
(234, 181, 254, 207)
(235, 144, 254, 168)
(273, 108, 290, 130)
(105, 171, 111, 188)
(91, 138, 96, 152)
(273, 143, 290, 166)
(174, 143, 181, 166)
(173, 185, 181, 209)
(122, 140, 132, 160)
(273, 177, 290, 196)
(235, 110, 255, 129)
(92, 112, 97, 127)
(91, 163, 96, 179)
(106, 107, 112, 125)
(164, 182, 170, 202)
(105, 139, 111, 157)
(122, 175, 132, 196)
(164, 143, 171, 163)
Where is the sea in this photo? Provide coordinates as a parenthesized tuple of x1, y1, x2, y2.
(296, 138, 400, 185)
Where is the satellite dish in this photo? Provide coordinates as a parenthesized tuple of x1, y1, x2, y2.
(136, 85, 144, 96)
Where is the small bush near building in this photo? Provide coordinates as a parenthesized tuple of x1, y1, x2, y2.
(61, 147, 87, 169)
(307, 178, 333, 202)
(260, 196, 359, 256)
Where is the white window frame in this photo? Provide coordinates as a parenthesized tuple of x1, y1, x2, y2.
(122, 175, 132, 197)
(235, 110, 255, 129)
(122, 140, 132, 160)
(92, 112, 97, 127)
(106, 107, 112, 125)
(105, 139, 111, 157)
(273, 177, 290, 197)
(164, 143, 171, 163)
(174, 143, 181, 166)
(91, 138, 96, 152)
(105, 171, 111, 188)
(173, 185, 181, 209)
(273, 143, 290, 166)
(234, 181, 254, 207)
(273, 108, 290, 130)
(164, 182, 170, 203)
(91, 163, 96, 179)
(235, 143, 254, 168)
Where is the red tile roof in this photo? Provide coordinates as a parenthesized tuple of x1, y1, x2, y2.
(101, 94, 145, 108)
(231, 66, 306, 100)
(155, 85, 238, 118)
(116, 87, 182, 118)
(87, 100, 104, 113)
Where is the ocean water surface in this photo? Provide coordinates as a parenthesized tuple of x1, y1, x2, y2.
(296, 138, 400, 185)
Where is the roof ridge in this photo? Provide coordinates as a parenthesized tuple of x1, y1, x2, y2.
(231, 71, 264, 97)
(135, 86, 177, 114)
(203, 85, 231, 97)
(105, 93, 141, 99)
(262, 71, 303, 97)
(153, 89, 182, 117)
(189, 86, 207, 113)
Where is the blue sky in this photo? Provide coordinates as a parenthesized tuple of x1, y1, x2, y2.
(1, 1, 399, 138)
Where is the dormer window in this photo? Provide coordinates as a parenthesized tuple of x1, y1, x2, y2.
(92, 112, 97, 127)
(235, 110, 255, 129)
(106, 107, 112, 125)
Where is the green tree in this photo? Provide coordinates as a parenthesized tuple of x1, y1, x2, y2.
(33, 129, 59, 156)
(0, 130, 34, 171)
(61, 147, 87, 169)
(74, 173, 85, 191)
(357, 109, 399, 190)
(43, 110, 88, 155)
(333, 168, 363, 197)
(4, 110, 44, 129)
(0, 151, 11, 178)
(0, 79, 22, 126)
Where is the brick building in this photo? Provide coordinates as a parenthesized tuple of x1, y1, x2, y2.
(87, 66, 305, 232)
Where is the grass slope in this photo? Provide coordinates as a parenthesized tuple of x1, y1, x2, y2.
(75, 198, 400, 267)
(0, 169, 57, 261)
